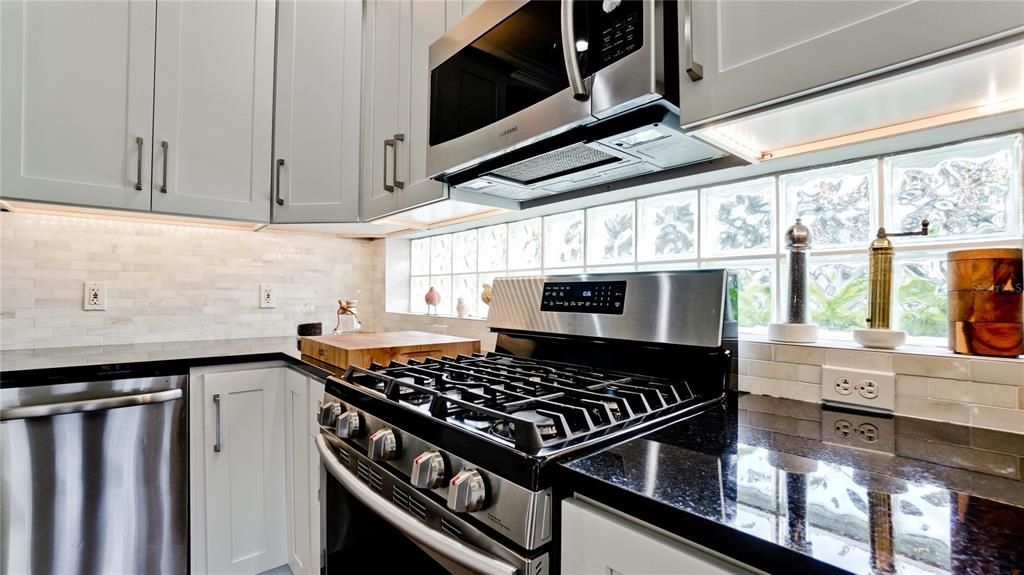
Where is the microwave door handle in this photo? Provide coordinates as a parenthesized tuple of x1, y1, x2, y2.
(315, 435, 517, 575)
(560, 0, 589, 101)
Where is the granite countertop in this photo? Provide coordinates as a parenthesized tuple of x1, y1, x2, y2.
(0, 336, 331, 386)
(561, 393, 1024, 575)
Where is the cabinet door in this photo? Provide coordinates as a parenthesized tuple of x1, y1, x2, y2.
(359, 0, 403, 220)
(394, 0, 448, 213)
(1, 0, 154, 211)
(151, 0, 274, 221)
(445, 0, 485, 31)
(561, 498, 753, 575)
(284, 370, 312, 574)
(680, 0, 1024, 128)
(272, 0, 362, 223)
(203, 369, 286, 574)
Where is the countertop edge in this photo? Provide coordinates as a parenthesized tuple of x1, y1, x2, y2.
(0, 350, 332, 387)
(556, 464, 849, 575)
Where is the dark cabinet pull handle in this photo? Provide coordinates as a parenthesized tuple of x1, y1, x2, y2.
(393, 133, 405, 190)
(275, 159, 285, 205)
(135, 137, 144, 191)
(213, 394, 222, 453)
(383, 139, 395, 193)
(160, 141, 169, 193)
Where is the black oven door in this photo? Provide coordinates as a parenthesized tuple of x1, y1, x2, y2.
(315, 435, 526, 575)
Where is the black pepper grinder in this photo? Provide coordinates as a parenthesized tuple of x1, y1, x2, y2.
(769, 219, 819, 343)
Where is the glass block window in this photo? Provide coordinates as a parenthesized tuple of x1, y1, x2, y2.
(704, 260, 775, 330)
(637, 190, 698, 262)
(587, 201, 636, 265)
(701, 178, 775, 257)
(543, 211, 584, 269)
(451, 230, 477, 274)
(805, 257, 869, 333)
(478, 224, 507, 272)
(884, 134, 1022, 241)
(404, 134, 1023, 345)
(781, 160, 877, 250)
(894, 252, 948, 340)
(508, 218, 542, 270)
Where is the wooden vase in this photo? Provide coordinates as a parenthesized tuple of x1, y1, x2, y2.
(947, 248, 1023, 357)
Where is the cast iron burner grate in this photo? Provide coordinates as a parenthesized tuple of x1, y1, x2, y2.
(341, 352, 697, 452)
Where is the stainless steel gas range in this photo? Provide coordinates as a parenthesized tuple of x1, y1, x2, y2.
(315, 270, 737, 574)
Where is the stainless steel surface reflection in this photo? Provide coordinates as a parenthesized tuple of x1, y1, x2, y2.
(1, 376, 188, 575)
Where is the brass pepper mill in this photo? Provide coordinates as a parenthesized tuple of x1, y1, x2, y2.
(866, 220, 929, 329)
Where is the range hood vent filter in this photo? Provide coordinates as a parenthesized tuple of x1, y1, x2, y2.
(487, 143, 622, 186)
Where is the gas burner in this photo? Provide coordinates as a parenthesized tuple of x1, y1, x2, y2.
(491, 410, 559, 441)
(339, 347, 714, 455)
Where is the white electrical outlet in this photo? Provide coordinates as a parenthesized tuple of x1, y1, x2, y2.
(821, 409, 895, 453)
(259, 284, 276, 308)
(821, 365, 895, 413)
(83, 282, 107, 311)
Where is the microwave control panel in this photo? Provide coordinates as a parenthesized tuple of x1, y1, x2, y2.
(540, 281, 627, 315)
(596, 1, 643, 68)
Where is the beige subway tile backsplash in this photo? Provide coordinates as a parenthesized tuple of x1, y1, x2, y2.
(970, 359, 1024, 386)
(825, 349, 893, 372)
(929, 379, 1019, 409)
(893, 354, 970, 379)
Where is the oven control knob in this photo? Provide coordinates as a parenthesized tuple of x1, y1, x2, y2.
(368, 428, 399, 461)
(334, 409, 362, 438)
(447, 469, 487, 513)
(319, 402, 342, 427)
(410, 451, 446, 489)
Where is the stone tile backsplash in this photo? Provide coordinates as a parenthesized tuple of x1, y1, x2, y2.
(737, 340, 1024, 434)
(0, 212, 376, 349)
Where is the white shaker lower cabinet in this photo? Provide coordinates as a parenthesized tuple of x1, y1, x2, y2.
(150, 0, 275, 222)
(0, 0, 155, 211)
(190, 364, 323, 575)
(283, 369, 325, 575)
(561, 498, 754, 575)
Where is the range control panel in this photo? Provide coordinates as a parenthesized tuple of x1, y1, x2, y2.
(540, 281, 626, 314)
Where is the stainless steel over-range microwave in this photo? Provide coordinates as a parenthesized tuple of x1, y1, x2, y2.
(427, 0, 734, 203)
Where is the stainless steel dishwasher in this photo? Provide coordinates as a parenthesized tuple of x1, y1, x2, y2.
(0, 374, 188, 574)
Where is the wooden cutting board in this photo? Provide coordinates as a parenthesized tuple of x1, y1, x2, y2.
(300, 331, 480, 376)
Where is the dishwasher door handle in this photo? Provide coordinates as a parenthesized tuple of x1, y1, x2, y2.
(315, 435, 517, 575)
(0, 389, 183, 421)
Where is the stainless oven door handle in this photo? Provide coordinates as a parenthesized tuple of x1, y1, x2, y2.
(315, 435, 517, 575)
(560, 0, 589, 101)
(1, 389, 183, 421)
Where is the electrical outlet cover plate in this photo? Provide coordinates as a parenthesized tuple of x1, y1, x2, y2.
(260, 284, 276, 309)
(821, 365, 895, 413)
(83, 282, 107, 311)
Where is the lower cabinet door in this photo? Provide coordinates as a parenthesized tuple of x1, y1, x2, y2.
(284, 369, 313, 574)
(203, 368, 286, 574)
(561, 498, 754, 575)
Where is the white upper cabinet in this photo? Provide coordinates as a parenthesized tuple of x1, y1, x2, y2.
(361, 0, 449, 221)
(360, 0, 403, 220)
(680, 0, 1024, 129)
(1, 0, 155, 211)
(445, 0, 484, 31)
(150, 0, 274, 222)
(272, 0, 362, 223)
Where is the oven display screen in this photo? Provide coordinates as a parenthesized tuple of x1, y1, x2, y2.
(540, 281, 626, 314)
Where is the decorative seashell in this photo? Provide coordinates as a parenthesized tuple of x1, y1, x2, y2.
(481, 283, 492, 305)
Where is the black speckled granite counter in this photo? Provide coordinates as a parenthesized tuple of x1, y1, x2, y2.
(561, 393, 1024, 574)
(0, 336, 330, 387)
